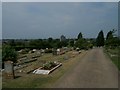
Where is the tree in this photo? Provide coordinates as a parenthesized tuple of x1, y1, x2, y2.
(106, 31, 113, 40)
(75, 32, 90, 50)
(69, 39, 74, 47)
(2, 45, 17, 63)
(8, 39, 16, 47)
(96, 30, 104, 47)
(78, 32, 83, 39)
(105, 29, 120, 48)
(56, 41, 68, 48)
(48, 37, 53, 43)
(75, 38, 88, 50)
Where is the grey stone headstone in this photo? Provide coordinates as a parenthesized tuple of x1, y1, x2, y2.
(63, 56, 69, 60)
(4, 61, 15, 79)
(52, 49, 57, 55)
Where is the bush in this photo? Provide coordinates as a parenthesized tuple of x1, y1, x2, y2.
(43, 61, 57, 70)
(2, 45, 18, 63)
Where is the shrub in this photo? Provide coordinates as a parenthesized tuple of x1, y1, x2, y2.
(43, 61, 56, 70)
(2, 45, 18, 63)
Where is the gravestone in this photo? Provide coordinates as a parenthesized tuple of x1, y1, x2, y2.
(57, 49, 60, 55)
(63, 55, 69, 60)
(4, 61, 15, 79)
(52, 49, 57, 55)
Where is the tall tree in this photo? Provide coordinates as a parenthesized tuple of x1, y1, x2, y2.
(105, 29, 119, 47)
(78, 32, 83, 39)
(96, 30, 104, 47)
(106, 31, 113, 40)
(2, 45, 17, 63)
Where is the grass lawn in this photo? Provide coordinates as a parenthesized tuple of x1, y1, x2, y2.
(104, 47, 120, 70)
(2, 50, 87, 88)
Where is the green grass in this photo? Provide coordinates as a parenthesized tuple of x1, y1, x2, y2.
(0, 49, 1, 62)
(104, 47, 120, 70)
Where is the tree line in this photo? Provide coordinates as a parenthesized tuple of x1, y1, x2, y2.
(3, 33, 95, 51)
(2, 29, 120, 63)
(96, 29, 120, 48)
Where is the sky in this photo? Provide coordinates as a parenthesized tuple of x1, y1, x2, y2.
(0, 2, 2, 39)
(2, 2, 118, 39)
(1, 0, 120, 2)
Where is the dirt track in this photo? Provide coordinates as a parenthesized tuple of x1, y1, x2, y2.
(53, 48, 118, 88)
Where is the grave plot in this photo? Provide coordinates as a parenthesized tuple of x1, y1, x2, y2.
(17, 57, 37, 65)
(15, 63, 39, 74)
(33, 61, 62, 74)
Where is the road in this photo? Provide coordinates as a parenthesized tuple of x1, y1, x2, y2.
(0, 72, 2, 89)
(52, 48, 118, 88)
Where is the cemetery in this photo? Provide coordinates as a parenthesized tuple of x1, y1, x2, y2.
(2, 40, 90, 88)
(2, 47, 82, 79)
(2, 33, 94, 88)
(2, 2, 119, 88)
(2, 47, 85, 88)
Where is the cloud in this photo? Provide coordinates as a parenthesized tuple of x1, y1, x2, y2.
(2, 2, 118, 39)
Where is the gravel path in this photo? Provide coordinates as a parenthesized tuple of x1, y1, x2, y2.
(53, 47, 118, 88)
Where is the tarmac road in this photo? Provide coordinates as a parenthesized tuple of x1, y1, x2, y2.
(53, 47, 118, 88)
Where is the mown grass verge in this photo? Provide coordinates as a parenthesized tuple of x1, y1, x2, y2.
(104, 47, 120, 70)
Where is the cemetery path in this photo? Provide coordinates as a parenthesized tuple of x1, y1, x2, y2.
(0, 73, 1, 89)
(53, 47, 118, 88)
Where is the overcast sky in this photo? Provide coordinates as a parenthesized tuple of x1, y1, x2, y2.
(0, 2, 2, 39)
(2, 2, 118, 39)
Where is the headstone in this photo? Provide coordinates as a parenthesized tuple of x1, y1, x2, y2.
(63, 55, 69, 60)
(76, 48, 80, 51)
(57, 49, 60, 55)
(41, 49, 45, 53)
(4, 61, 15, 79)
(33, 49, 36, 52)
(52, 49, 57, 55)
